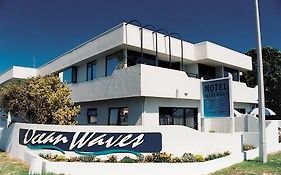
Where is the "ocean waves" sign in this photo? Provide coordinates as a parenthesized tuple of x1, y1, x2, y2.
(19, 129, 162, 156)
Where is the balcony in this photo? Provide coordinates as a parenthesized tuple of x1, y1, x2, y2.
(0, 66, 37, 84)
(70, 64, 258, 104)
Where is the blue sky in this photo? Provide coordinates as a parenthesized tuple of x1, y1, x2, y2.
(0, 0, 280, 74)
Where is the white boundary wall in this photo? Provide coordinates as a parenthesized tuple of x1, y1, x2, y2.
(0, 123, 242, 160)
(1, 122, 280, 175)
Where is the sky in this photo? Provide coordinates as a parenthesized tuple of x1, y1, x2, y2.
(0, 0, 280, 74)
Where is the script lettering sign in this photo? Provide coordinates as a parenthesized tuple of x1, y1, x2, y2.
(19, 129, 162, 155)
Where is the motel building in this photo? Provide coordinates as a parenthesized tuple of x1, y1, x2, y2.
(0, 22, 280, 175)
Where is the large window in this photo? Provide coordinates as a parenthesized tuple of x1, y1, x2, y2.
(159, 107, 198, 129)
(106, 51, 123, 76)
(108, 107, 128, 125)
(87, 108, 97, 124)
(224, 67, 239, 81)
(86, 61, 97, 81)
(127, 50, 156, 67)
(198, 64, 216, 80)
(61, 66, 77, 84)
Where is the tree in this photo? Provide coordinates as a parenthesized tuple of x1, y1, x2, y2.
(243, 47, 281, 116)
(0, 75, 80, 125)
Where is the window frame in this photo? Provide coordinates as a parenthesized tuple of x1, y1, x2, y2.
(108, 107, 129, 126)
(86, 61, 97, 81)
(87, 108, 97, 124)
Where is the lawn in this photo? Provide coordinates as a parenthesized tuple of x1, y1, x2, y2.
(212, 151, 281, 175)
(0, 151, 29, 175)
(1, 150, 281, 175)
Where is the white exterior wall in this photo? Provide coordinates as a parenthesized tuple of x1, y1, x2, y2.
(70, 65, 141, 103)
(232, 81, 258, 103)
(124, 24, 195, 61)
(77, 98, 143, 125)
(70, 64, 257, 105)
(143, 97, 200, 127)
(0, 66, 37, 84)
(141, 65, 201, 100)
(194, 42, 252, 71)
(77, 64, 87, 83)
(234, 102, 253, 113)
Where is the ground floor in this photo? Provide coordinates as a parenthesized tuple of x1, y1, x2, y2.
(76, 97, 254, 130)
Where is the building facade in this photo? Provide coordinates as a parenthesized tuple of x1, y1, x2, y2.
(0, 22, 258, 130)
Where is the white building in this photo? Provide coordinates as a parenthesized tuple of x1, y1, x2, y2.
(0, 22, 258, 131)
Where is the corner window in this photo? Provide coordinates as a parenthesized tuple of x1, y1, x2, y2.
(106, 51, 123, 76)
(224, 67, 239, 81)
(127, 50, 156, 66)
(86, 61, 97, 81)
(159, 107, 198, 129)
(61, 66, 77, 84)
(87, 108, 97, 124)
(108, 107, 128, 125)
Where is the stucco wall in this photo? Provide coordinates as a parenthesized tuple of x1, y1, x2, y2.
(0, 123, 242, 162)
(77, 97, 143, 125)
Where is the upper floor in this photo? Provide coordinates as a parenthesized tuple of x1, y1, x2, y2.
(0, 22, 257, 103)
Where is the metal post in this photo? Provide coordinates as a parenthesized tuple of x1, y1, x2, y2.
(181, 40, 183, 71)
(254, 0, 267, 163)
(155, 33, 158, 66)
(168, 36, 171, 68)
(140, 28, 144, 64)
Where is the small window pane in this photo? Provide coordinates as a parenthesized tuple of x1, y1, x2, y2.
(106, 52, 122, 76)
(109, 109, 118, 125)
(87, 108, 97, 124)
(108, 107, 129, 125)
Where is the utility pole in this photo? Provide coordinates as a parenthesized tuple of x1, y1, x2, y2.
(254, 0, 267, 163)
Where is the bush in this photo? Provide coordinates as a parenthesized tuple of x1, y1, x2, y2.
(136, 154, 145, 163)
(120, 156, 137, 163)
(181, 153, 196, 162)
(223, 151, 231, 156)
(38, 151, 231, 163)
(79, 155, 96, 162)
(144, 154, 154, 162)
(171, 157, 182, 163)
(243, 144, 256, 151)
(106, 155, 118, 163)
(55, 155, 66, 162)
(195, 154, 205, 162)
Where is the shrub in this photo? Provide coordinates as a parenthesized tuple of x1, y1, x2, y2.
(106, 155, 118, 163)
(195, 154, 205, 162)
(223, 151, 231, 156)
(79, 155, 96, 162)
(55, 155, 66, 162)
(205, 153, 217, 161)
(171, 157, 182, 163)
(136, 154, 145, 163)
(243, 144, 256, 151)
(120, 156, 137, 163)
(181, 153, 196, 162)
(144, 154, 154, 162)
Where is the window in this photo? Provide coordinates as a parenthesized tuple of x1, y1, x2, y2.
(235, 108, 246, 114)
(224, 67, 239, 81)
(87, 108, 97, 124)
(127, 50, 155, 66)
(198, 64, 216, 80)
(61, 66, 77, 84)
(159, 107, 198, 129)
(108, 107, 128, 125)
(86, 61, 97, 81)
(106, 51, 123, 76)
